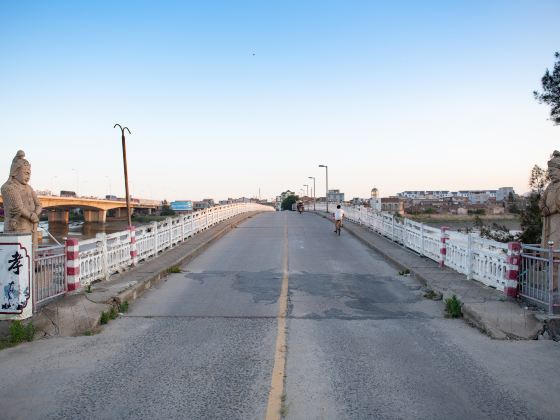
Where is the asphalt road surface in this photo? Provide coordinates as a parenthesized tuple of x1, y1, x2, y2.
(0, 212, 559, 419)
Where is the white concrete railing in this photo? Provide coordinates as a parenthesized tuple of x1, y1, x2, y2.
(78, 203, 273, 286)
(316, 204, 510, 291)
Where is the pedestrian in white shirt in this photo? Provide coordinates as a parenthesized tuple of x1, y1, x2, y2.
(334, 205, 344, 233)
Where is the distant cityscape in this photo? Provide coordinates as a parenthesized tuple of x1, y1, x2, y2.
(277, 186, 520, 216)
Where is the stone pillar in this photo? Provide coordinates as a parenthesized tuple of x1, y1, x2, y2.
(129, 225, 138, 265)
(48, 209, 69, 224)
(66, 238, 81, 291)
(83, 209, 107, 223)
(439, 226, 450, 268)
(505, 241, 521, 297)
(0, 233, 33, 320)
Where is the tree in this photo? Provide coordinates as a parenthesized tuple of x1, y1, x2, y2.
(281, 195, 299, 211)
(519, 164, 549, 244)
(160, 205, 176, 216)
(534, 51, 560, 125)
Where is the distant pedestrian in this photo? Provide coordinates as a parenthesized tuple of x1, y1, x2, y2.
(334, 204, 344, 233)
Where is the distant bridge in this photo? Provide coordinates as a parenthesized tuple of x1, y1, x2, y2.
(0, 195, 160, 223)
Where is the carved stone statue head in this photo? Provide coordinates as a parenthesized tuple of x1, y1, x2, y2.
(9, 150, 31, 185)
(548, 151, 560, 184)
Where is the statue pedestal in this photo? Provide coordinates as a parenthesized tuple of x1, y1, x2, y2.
(0, 233, 33, 320)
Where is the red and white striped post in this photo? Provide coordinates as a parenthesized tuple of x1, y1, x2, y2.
(66, 238, 81, 291)
(505, 241, 521, 298)
(129, 225, 138, 266)
(439, 226, 450, 268)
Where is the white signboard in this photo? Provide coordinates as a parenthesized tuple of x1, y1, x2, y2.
(0, 234, 33, 319)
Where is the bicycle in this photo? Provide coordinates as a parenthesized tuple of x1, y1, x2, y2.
(335, 219, 342, 235)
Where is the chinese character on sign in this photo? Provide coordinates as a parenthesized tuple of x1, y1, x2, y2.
(1, 241, 31, 316)
(8, 251, 23, 275)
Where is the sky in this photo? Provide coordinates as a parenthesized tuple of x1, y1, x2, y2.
(1, 0, 559, 202)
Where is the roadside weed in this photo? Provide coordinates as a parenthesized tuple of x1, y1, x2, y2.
(100, 311, 109, 325)
(9, 320, 35, 343)
(445, 295, 462, 318)
(119, 301, 129, 313)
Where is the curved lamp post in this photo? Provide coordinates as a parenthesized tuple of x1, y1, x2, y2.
(114, 123, 132, 227)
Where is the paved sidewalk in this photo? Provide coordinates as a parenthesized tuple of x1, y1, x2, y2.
(315, 211, 545, 340)
(30, 211, 262, 338)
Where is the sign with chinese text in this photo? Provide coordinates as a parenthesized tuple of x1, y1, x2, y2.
(0, 234, 32, 319)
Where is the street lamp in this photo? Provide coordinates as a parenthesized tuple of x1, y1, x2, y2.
(308, 176, 316, 211)
(114, 123, 132, 227)
(319, 164, 329, 213)
(303, 184, 309, 197)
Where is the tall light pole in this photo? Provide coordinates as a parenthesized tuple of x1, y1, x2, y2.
(319, 164, 328, 213)
(308, 176, 316, 211)
(114, 123, 132, 227)
(303, 184, 309, 197)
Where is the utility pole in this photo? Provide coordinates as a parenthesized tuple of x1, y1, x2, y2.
(114, 123, 132, 227)
(308, 176, 316, 211)
(319, 164, 328, 213)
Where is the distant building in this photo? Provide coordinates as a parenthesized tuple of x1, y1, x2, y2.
(170, 200, 193, 213)
(193, 201, 210, 210)
(496, 187, 515, 202)
(327, 189, 345, 203)
(36, 190, 53, 196)
(397, 188, 515, 204)
(381, 197, 405, 215)
(370, 187, 381, 211)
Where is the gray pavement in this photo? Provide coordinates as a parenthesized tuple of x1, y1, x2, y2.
(29, 211, 261, 338)
(0, 211, 559, 419)
(314, 210, 545, 340)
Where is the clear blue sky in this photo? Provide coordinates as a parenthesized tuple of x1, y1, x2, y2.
(1, 0, 559, 201)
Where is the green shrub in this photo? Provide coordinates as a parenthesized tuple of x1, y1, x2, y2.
(109, 306, 118, 320)
(167, 266, 181, 274)
(119, 301, 129, 313)
(9, 321, 35, 343)
(85, 284, 92, 293)
(100, 311, 109, 325)
(445, 295, 462, 318)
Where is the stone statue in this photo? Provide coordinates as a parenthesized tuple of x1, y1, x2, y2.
(540, 151, 560, 248)
(1, 150, 42, 246)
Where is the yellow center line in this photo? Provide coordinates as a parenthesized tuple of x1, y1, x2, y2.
(265, 215, 289, 420)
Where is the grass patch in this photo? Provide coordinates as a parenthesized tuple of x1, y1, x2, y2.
(167, 266, 181, 274)
(9, 320, 35, 344)
(118, 300, 129, 313)
(84, 330, 92, 336)
(85, 284, 92, 293)
(109, 306, 118, 320)
(445, 295, 463, 318)
(279, 402, 289, 417)
(100, 311, 110, 325)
